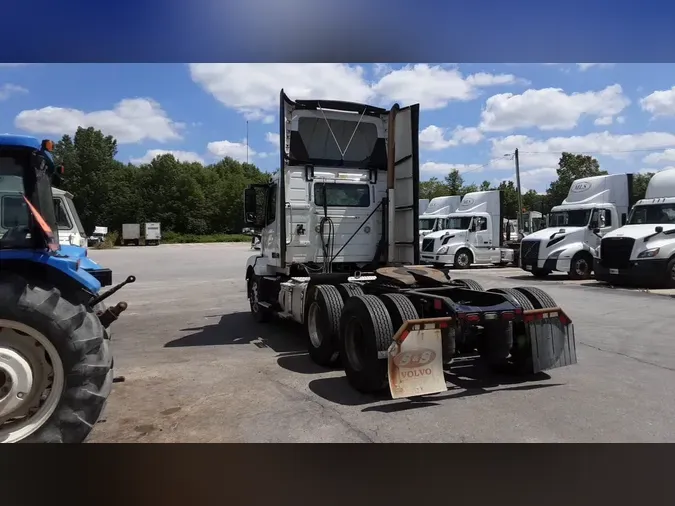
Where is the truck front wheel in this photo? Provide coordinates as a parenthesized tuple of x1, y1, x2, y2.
(569, 252, 593, 280)
(0, 274, 112, 443)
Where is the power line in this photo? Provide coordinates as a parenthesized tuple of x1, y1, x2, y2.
(519, 145, 675, 155)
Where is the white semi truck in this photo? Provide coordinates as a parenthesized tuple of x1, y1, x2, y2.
(595, 168, 675, 288)
(242, 90, 576, 399)
(419, 198, 430, 215)
(420, 190, 515, 269)
(0, 182, 87, 249)
(519, 173, 633, 280)
(418, 195, 462, 241)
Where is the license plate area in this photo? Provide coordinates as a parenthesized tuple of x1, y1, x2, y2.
(609, 268, 619, 275)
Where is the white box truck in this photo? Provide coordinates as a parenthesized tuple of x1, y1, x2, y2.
(519, 173, 633, 279)
(122, 223, 141, 246)
(144, 222, 161, 246)
(420, 190, 515, 268)
(595, 168, 675, 288)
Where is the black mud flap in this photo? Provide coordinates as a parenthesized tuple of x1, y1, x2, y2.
(524, 310, 578, 373)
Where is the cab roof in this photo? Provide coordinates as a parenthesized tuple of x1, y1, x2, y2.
(0, 134, 42, 149)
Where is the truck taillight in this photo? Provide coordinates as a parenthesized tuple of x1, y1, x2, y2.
(465, 313, 480, 323)
(501, 311, 515, 320)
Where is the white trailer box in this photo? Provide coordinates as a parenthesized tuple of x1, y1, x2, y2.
(144, 222, 161, 245)
(122, 223, 141, 246)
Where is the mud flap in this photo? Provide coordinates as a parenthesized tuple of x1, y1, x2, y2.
(387, 318, 450, 399)
(524, 309, 577, 373)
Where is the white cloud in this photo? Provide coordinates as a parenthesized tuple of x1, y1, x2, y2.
(419, 125, 484, 151)
(190, 63, 528, 121)
(421, 162, 485, 178)
(490, 131, 675, 171)
(265, 132, 280, 148)
(14, 98, 184, 144)
(643, 149, 675, 166)
(616, 116, 626, 124)
(130, 149, 205, 165)
(594, 116, 613, 126)
(189, 63, 374, 121)
(0, 83, 28, 101)
(480, 85, 630, 132)
(374, 64, 526, 110)
(577, 63, 616, 71)
(640, 86, 675, 118)
(207, 139, 255, 162)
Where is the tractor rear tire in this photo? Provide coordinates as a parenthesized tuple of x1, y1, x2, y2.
(513, 286, 558, 310)
(379, 293, 419, 334)
(336, 283, 364, 302)
(306, 285, 344, 367)
(453, 278, 485, 291)
(339, 295, 394, 394)
(0, 273, 112, 443)
(487, 287, 535, 311)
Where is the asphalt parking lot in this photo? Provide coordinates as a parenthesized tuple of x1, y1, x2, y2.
(89, 243, 675, 443)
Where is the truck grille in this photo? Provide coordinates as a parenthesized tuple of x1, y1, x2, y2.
(422, 238, 435, 252)
(520, 240, 540, 261)
(600, 237, 635, 269)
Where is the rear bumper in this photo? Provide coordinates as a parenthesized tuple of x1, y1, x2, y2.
(86, 268, 113, 287)
(594, 258, 669, 287)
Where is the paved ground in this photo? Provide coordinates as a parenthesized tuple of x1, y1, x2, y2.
(88, 244, 675, 443)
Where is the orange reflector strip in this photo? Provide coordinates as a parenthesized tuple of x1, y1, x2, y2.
(22, 195, 58, 252)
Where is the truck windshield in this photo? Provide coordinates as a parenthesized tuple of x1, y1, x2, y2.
(441, 216, 472, 230)
(419, 218, 435, 230)
(628, 203, 675, 225)
(294, 117, 384, 167)
(549, 209, 592, 227)
(314, 182, 370, 207)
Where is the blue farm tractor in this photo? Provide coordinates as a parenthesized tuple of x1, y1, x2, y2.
(0, 135, 135, 443)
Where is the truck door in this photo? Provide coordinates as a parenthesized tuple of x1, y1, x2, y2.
(471, 216, 492, 261)
(589, 208, 613, 248)
(391, 104, 420, 265)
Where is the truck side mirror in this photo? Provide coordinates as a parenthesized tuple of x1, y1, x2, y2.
(244, 188, 258, 224)
(593, 228, 601, 234)
(655, 226, 664, 234)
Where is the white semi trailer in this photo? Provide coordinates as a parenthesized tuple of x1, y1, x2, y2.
(420, 190, 515, 269)
(242, 90, 576, 399)
(595, 168, 675, 288)
(519, 173, 633, 280)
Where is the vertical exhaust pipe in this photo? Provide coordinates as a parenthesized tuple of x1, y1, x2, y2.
(386, 104, 400, 262)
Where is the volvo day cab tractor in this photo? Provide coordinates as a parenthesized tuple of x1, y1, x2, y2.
(243, 91, 576, 399)
(519, 173, 633, 280)
(420, 190, 515, 269)
(0, 134, 135, 443)
(419, 195, 462, 241)
(595, 168, 675, 288)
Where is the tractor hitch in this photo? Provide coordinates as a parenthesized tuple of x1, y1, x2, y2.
(89, 275, 136, 307)
(98, 301, 129, 329)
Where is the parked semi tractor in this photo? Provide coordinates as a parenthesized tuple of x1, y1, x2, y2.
(418, 195, 462, 240)
(243, 91, 576, 399)
(519, 173, 633, 280)
(419, 199, 430, 215)
(420, 190, 515, 269)
(0, 134, 134, 443)
(1, 182, 88, 249)
(595, 168, 675, 287)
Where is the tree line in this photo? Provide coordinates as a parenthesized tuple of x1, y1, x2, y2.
(420, 152, 656, 218)
(53, 127, 657, 236)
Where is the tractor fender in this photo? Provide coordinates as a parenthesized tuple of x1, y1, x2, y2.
(444, 240, 478, 261)
(245, 254, 270, 280)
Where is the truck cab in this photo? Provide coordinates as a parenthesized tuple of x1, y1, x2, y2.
(418, 195, 462, 246)
(519, 173, 632, 280)
(595, 168, 675, 288)
(420, 190, 513, 269)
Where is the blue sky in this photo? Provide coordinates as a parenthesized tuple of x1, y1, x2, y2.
(2, 63, 675, 192)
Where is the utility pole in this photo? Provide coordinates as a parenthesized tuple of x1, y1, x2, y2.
(514, 148, 524, 238)
(246, 121, 249, 164)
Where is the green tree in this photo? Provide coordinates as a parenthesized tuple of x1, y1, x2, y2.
(632, 172, 654, 202)
(419, 177, 449, 200)
(546, 152, 607, 206)
(444, 169, 464, 194)
(479, 180, 492, 191)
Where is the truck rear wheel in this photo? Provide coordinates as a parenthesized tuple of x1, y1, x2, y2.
(336, 283, 364, 302)
(453, 278, 485, 291)
(379, 293, 419, 334)
(668, 257, 675, 288)
(0, 273, 112, 443)
(339, 295, 394, 394)
(306, 285, 343, 367)
(513, 286, 558, 310)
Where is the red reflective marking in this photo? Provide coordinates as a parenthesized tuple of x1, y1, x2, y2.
(399, 330, 410, 342)
(439, 321, 448, 328)
(433, 299, 442, 310)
